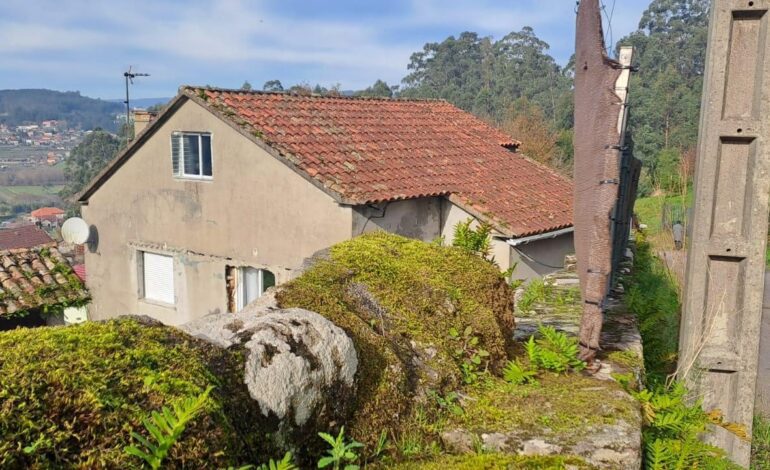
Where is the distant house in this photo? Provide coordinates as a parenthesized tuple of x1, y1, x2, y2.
(0, 224, 55, 250)
(76, 87, 574, 325)
(0, 246, 89, 330)
(30, 207, 65, 228)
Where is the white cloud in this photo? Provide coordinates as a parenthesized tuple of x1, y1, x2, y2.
(0, 0, 651, 96)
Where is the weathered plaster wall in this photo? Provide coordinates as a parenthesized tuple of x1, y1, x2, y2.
(82, 98, 353, 324)
(352, 198, 442, 242)
(511, 233, 575, 280)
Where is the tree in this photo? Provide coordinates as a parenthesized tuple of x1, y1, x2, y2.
(617, 0, 709, 169)
(241, 81, 253, 91)
(356, 79, 394, 98)
(500, 98, 559, 167)
(61, 129, 121, 198)
(400, 28, 572, 125)
(262, 80, 284, 92)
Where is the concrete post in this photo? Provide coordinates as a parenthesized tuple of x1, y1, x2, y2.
(678, 1, 770, 465)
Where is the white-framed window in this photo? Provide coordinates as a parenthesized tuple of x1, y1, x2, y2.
(227, 267, 275, 312)
(171, 132, 212, 179)
(138, 251, 175, 305)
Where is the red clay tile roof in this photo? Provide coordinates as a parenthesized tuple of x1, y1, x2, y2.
(72, 264, 86, 283)
(30, 207, 64, 218)
(185, 87, 572, 237)
(0, 246, 89, 315)
(0, 225, 55, 250)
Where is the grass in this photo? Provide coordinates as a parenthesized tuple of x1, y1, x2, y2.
(0, 185, 63, 197)
(634, 191, 693, 236)
(622, 235, 681, 382)
(753, 414, 770, 470)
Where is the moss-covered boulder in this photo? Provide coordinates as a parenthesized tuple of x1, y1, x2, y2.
(0, 318, 264, 468)
(276, 232, 515, 446)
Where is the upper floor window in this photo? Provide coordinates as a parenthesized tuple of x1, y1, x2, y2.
(171, 132, 212, 179)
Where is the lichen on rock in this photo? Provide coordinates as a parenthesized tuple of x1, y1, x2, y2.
(180, 307, 358, 454)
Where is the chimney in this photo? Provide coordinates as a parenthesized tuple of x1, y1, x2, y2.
(132, 110, 156, 136)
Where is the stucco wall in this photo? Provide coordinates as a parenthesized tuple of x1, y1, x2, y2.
(82, 98, 353, 324)
(510, 233, 575, 280)
(352, 198, 442, 241)
(440, 201, 513, 273)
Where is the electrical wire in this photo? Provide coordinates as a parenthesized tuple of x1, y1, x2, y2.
(600, 0, 617, 56)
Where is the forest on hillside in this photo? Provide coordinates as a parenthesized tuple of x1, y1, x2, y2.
(0, 89, 122, 131)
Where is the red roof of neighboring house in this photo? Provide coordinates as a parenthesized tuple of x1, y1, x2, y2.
(0, 224, 55, 250)
(72, 264, 86, 282)
(31, 207, 65, 218)
(79, 87, 574, 238)
(0, 246, 89, 315)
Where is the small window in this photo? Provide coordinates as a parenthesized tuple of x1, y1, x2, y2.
(139, 252, 175, 305)
(226, 266, 275, 312)
(171, 132, 212, 179)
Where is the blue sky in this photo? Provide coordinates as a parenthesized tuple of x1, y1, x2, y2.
(0, 0, 651, 100)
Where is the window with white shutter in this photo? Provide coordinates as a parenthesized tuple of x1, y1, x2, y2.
(171, 132, 213, 179)
(140, 252, 175, 305)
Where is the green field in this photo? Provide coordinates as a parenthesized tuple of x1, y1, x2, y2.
(0, 185, 64, 217)
(0, 185, 63, 200)
(634, 192, 693, 235)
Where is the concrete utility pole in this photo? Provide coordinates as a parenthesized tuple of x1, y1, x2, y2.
(678, 1, 770, 465)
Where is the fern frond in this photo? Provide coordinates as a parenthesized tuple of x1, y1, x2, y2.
(124, 386, 214, 469)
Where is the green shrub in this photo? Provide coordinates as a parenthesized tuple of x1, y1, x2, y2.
(0, 319, 262, 468)
(452, 218, 492, 260)
(517, 279, 552, 313)
(633, 383, 746, 470)
(276, 232, 515, 447)
(502, 359, 537, 385)
(525, 325, 585, 374)
(125, 386, 214, 469)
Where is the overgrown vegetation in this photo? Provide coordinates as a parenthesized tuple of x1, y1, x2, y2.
(276, 232, 515, 451)
(0, 319, 263, 467)
(503, 325, 585, 385)
(125, 386, 214, 469)
(632, 384, 745, 469)
(752, 414, 770, 469)
(624, 236, 681, 381)
(516, 278, 580, 317)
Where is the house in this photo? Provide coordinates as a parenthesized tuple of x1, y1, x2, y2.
(30, 207, 66, 228)
(77, 87, 574, 325)
(0, 224, 55, 250)
(0, 246, 89, 330)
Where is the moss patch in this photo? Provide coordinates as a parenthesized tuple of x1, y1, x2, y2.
(0, 319, 264, 468)
(385, 453, 593, 469)
(447, 375, 638, 444)
(276, 232, 514, 447)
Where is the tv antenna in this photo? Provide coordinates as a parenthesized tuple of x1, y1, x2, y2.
(123, 66, 150, 141)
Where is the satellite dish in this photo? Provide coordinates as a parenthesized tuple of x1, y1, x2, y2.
(61, 217, 90, 244)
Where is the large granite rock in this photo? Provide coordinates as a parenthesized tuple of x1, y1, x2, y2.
(179, 306, 358, 447)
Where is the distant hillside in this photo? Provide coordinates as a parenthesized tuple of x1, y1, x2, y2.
(106, 97, 172, 109)
(0, 89, 122, 131)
